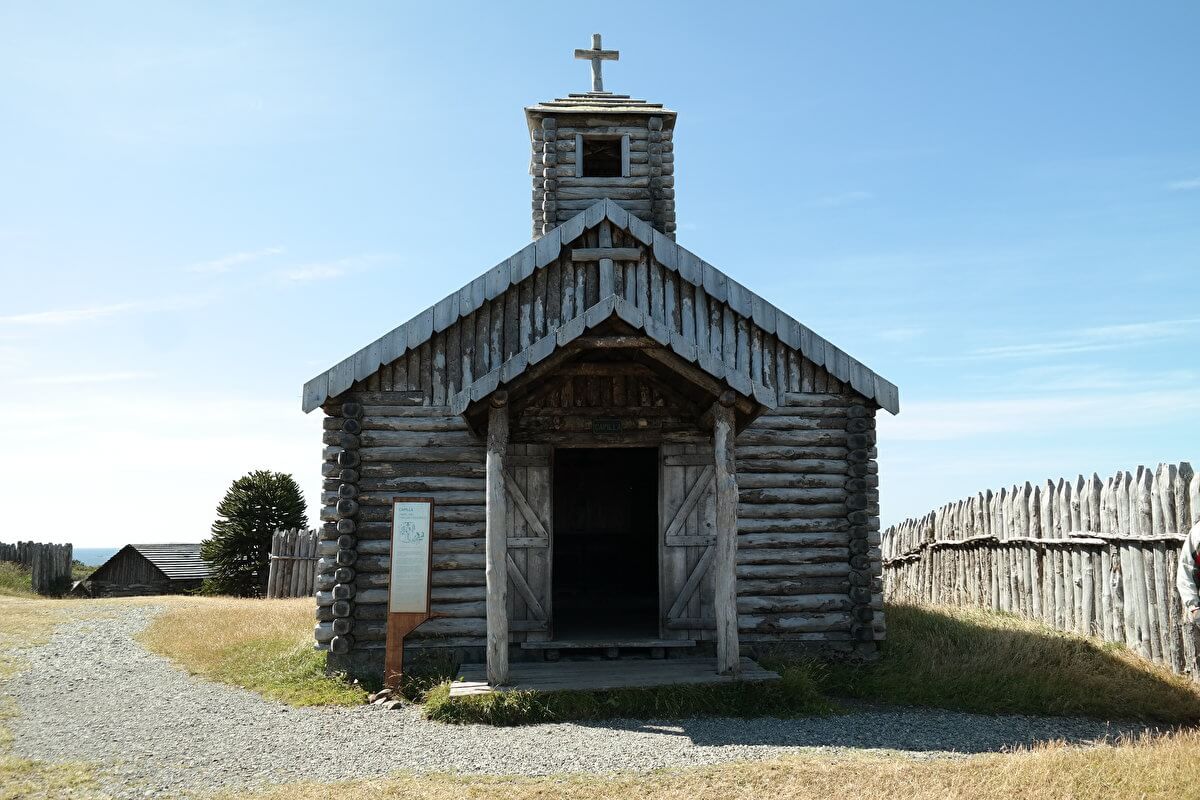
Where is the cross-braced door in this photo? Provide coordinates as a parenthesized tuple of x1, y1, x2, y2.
(660, 443, 717, 639)
(504, 444, 553, 640)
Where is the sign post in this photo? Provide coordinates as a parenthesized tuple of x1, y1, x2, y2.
(384, 497, 434, 688)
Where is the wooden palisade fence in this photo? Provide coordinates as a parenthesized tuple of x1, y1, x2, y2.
(882, 462, 1200, 678)
(266, 528, 319, 599)
(0, 540, 73, 594)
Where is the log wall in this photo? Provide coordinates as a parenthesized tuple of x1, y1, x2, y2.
(882, 461, 1200, 679)
(736, 393, 882, 653)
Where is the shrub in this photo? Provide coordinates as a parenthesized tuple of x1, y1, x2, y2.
(201, 471, 308, 596)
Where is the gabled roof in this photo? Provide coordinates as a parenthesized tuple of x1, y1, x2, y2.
(129, 543, 210, 581)
(302, 200, 899, 415)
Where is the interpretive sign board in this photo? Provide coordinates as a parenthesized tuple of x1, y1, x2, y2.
(384, 497, 434, 686)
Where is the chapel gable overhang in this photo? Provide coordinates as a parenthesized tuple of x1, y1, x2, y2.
(301, 199, 900, 416)
(451, 297, 769, 435)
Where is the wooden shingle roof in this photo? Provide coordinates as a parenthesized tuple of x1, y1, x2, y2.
(129, 543, 210, 581)
(301, 200, 899, 415)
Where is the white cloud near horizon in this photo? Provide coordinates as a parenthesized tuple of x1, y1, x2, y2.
(0, 389, 324, 547)
(1166, 178, 1200, 191)
(185, 246, 284, 274)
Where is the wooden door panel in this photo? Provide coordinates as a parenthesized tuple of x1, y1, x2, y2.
(660, 443, 716, 639)
(504, 443, 552, 641)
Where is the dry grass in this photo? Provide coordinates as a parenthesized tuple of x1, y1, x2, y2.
(228, 727, 1200, 800)
(139, 596, 365, 706)
(823, 603, 1200, 723)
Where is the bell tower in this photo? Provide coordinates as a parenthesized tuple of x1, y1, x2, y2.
(525, 34, 677, 240)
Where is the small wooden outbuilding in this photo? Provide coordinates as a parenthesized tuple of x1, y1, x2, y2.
(76, 543, 210, 597)
(301, 37, 900, 684)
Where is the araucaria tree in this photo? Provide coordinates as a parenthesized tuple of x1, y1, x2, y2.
(201, 470, 308, 596)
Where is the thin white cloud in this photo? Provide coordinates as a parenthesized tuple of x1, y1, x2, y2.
(0, 303, 138, 325)
(17, 371, 154, 386)
(1166, 178, 1200, 191)
(271, 253, 394, 284)
(186, 246, 284, 274)
(809, 190, 874, 208)
(965, 318, 1200, 361)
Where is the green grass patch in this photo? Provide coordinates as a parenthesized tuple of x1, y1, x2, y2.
(206, 635, 365, 706)
(422, 663, 834, 725)
(818, 603, 1200, 724)
(0, 564, 36, 599)
(140, 597, 366, 707)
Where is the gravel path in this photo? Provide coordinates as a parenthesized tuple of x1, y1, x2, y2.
(5, 606, 1153, 798)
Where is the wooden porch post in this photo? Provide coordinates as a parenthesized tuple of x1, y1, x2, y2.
(486, 392, 510, 685)
(713, 391, 741, 675)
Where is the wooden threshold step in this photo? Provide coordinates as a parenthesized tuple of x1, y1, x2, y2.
(520, 638, 696, 650)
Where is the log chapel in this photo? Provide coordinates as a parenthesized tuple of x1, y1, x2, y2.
(302, 35, 900, 685)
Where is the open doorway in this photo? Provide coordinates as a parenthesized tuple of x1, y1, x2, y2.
(552, 447, 658, 639)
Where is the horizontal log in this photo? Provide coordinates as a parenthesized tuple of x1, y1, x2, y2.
(357, 405, 455, 417)
(737, 518, 850, 534)
(735, 430, 848, 447)
(432, 585, 485, 603)
(736, 547, 848, 566)
(434, 599, 487, 618)
(338, 391, 426, 407)
(737, 503, 848, 519)
(356, 477, 485, 492)
(738, 577, 851, 596)
(738, 487, 848, 505)
(737, 594, 853, 614)
(738, 446, 850, 460)
(737, 459, 849, 475)
(742, 416, 849, 431)
(737, 531, 849, 549)
(738, 612, 853, 633)
(360, 430, 480, 448)
(360, 416, 471, 432)
(736, 563, 849, 580)
(359, 446, 485, 463)
(409, 617, 487, 638)
(737, 473, 848, 490)
(760, 406, 849, 418)
(431, 569, 485, 587)
(359, 462, 486, 479)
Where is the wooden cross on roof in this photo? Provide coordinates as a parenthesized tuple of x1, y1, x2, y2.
(574, 33, 619, 93)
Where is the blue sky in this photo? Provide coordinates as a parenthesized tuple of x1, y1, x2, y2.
(1, 2, 1197, 547)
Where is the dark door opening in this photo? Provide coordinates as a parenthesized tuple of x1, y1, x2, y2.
(553, 447, 658, 639)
